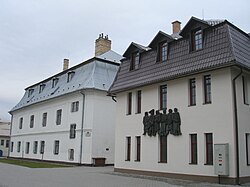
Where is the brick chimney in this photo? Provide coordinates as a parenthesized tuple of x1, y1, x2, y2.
(172, 20, 181, 34)
(63, 58, 69, 71)
(95, 33, 111, 56)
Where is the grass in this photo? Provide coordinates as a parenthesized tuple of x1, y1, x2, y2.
(0, 158, 72, 168)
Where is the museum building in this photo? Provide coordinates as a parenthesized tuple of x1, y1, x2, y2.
(109, 17, 250, 184)
(9, 34, 122, 165)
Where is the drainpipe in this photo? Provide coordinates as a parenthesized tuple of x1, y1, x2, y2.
(79, 91, 85, 165)
(232, 67, 242, 185)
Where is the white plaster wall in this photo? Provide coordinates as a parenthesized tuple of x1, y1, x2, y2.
(234, 69, 250, 177)
(115, 67, 238, 177)
(10, 92, 84, 163)
(91, 90, 116, 164)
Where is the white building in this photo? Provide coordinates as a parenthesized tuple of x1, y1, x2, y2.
(109, 17, 250, 184)
(0, 121, 11, 157)
(9, 34, 122, 165)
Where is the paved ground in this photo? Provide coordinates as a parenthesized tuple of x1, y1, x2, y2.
(0, 163, 250, 187)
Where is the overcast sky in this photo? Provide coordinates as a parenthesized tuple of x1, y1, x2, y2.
(0, 0, 250, 121)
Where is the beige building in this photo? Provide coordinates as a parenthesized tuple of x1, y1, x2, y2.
(109, 17, 250, 184)
(0, 121, 11, 157)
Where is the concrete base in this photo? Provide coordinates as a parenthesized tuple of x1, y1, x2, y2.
(114, 167, 250, 185)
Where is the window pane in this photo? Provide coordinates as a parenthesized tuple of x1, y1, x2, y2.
(246, 134, 250, 165)
(135, 136, 141, 161)
(160, 85, 167, 110)
(160, 136, 167, 163)
(204, 75, 211, 103)
(190, 134, 197, 164)
(126, 137, 131, 161)
(205, 133, 213, 165)
(189, 78, 196, 106)
(137, 91, 141, 114)
(127, 93, 132, 115)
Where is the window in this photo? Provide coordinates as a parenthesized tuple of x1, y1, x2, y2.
(246, 133, 250, 165)
(68, 149, 74, 161)
(56, 109, 62, 125)
(158, 41, 168, 63)
(6, 140, 9, 148)
(136, 90, 141, 114)
(71, 101, 79, 112)
(33, 141, 38, 154)
(205, 133, 213, 165)
(135, 136, 141, 161)
(160, 85, 167, 110)
(126, 137, 131, 161)
(25, 142, 30, 154)
(127, 92, 132, 115)
(243, 76, 249, 105)
(10, 142, 14, 152)
(52, 78, 59, 88)
(1, 140, 4, 145)
(189, 78, 196, 106)
(67, 71, 75, 82)
(42, 112, 47, 127)
(28, 89, 34, 97)
(130, 52, 140, 70)
(54, 140, 60, 155)
(191, 28, 203, 51)
(204, 75, 211, 104)
(70, 124, 76, 139)
(40, 141, 45, 154)
(19, 117, 23, 129)
(159, 136, 167, 163)
(17, 141, 21, 153)
(190, 134, 197, 164)
(39, 84, 46, 93)
(30, 115, 34, 128)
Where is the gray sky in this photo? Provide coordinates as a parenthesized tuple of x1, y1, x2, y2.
(0, 0, 250, 121)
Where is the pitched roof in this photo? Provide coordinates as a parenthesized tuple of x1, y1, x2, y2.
(109, 18, 250, 94)
(123, 42, 150, 58)
(11, 50, 122, 112)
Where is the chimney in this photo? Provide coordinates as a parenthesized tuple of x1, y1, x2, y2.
(172, 20, 181, 34)
(95, 33, 111, 56)
(63, 58, 69, 71)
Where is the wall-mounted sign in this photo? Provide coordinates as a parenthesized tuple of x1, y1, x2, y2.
(143, 108, 181, 137)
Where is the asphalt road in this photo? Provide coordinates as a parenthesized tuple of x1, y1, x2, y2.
(0, 162, 249, 187)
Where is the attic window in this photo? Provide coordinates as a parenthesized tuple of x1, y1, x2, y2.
(191, 28, 203, 51)
(130, 52, 140, 71)
(28, 89, 34, 97)
(52, 78, 59, 88)
(67, 71, 75, 83)
(157, 41, 168, 63)
(39, 84, 46, 93)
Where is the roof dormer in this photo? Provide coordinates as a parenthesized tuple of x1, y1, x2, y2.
(148, 31, 174, 49)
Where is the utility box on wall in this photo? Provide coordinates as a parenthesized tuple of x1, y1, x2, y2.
(214, 143, 229, 176)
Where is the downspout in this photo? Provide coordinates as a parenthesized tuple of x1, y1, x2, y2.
(232, 67, 242, 185)
(79, 91, 85, 165)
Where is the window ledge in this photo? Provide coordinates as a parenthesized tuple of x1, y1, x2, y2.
(126, 114, 132, 116)
(158, 161, 167, 164)
(135, 112, 141, 115)
(129, 68, 140, 72)
(244, 103, 250, 106)
(204, 163, 213, 166)
(125, 160, 130, 162)
(189, 163, 197, 165)
(134, 160, 140, 162)
(188, 104, 196, 107)
(203, 102, 212, 105)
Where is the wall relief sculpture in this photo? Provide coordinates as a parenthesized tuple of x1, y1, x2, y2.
(143, 108, 181, 137)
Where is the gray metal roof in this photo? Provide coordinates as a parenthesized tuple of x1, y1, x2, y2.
(109, 18, 250, 94)
(11, 50, 122, 112)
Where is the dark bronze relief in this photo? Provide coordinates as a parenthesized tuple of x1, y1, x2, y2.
(143, 108, 181, 137)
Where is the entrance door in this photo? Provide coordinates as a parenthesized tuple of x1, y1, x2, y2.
(0, 150, 3, 157)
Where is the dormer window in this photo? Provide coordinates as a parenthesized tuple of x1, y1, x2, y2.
(39, 84, 46, 93)
(191, 28, 203, 51)
(67, 71, 75, 83)
(157, 41, 168, 63)
(130, 52, 140, 71)
(28, 89, 34, 97)
(52, 78, 59, 88)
